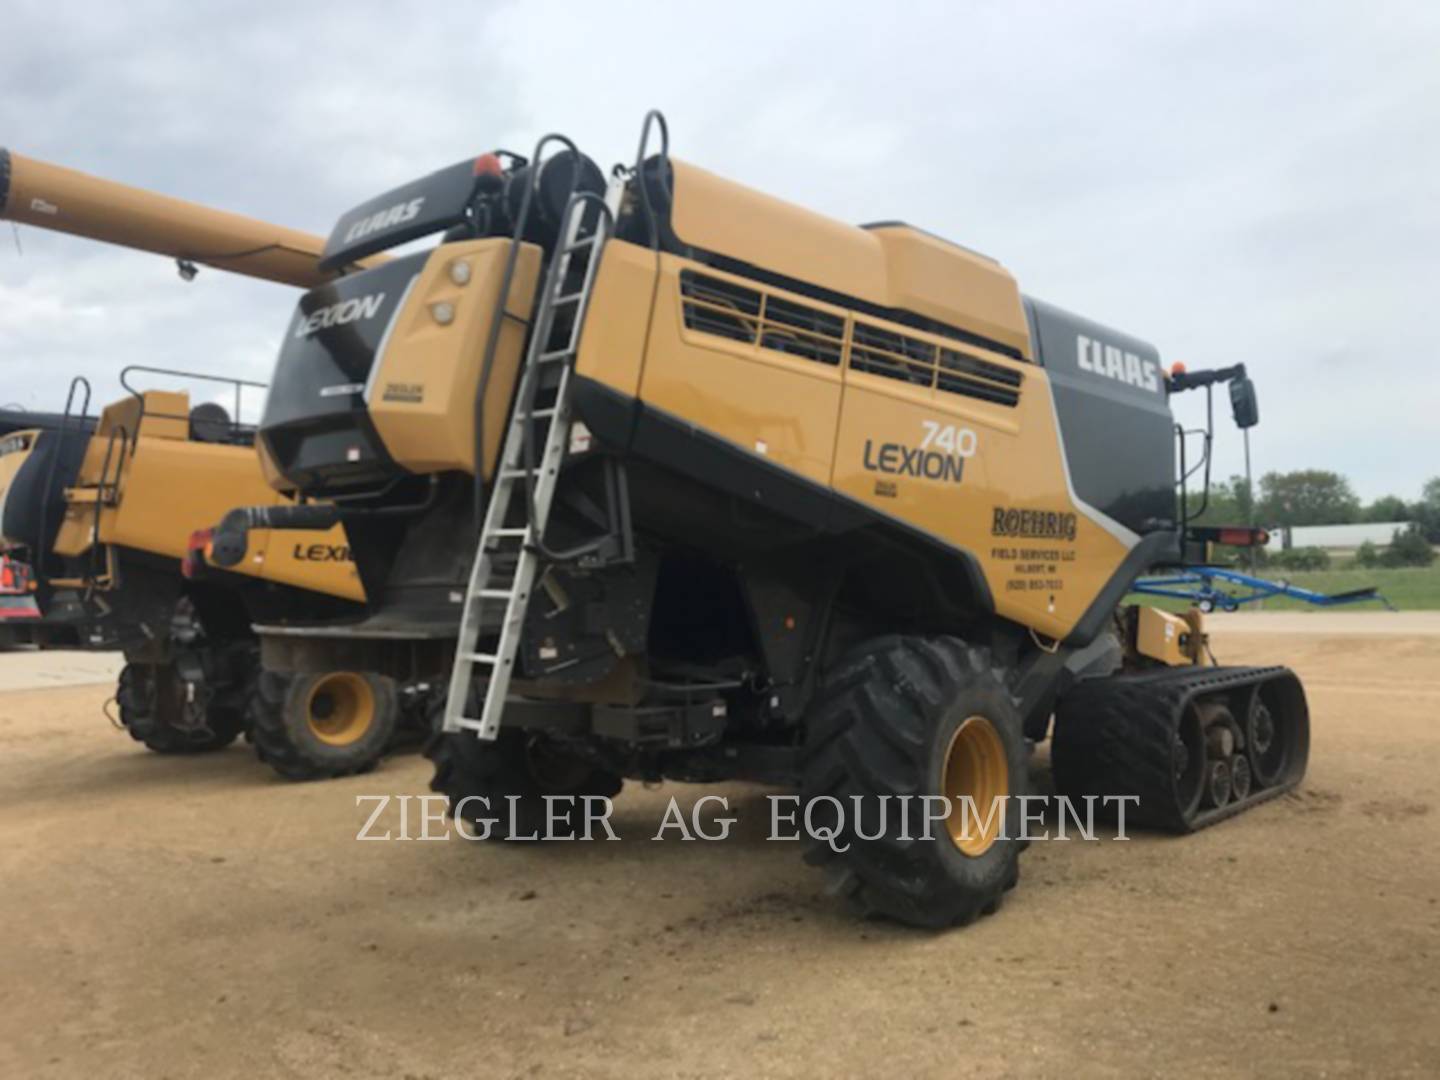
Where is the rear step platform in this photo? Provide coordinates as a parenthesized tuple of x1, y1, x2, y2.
(1051, 665, 1309, 832)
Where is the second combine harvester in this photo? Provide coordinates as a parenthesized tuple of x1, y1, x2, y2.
(0, 149, 420, 778)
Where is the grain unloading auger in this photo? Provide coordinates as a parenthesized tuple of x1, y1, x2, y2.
(0, 148, 420, 778)
(0, 146, 387, 287)
(203, 112, 1309, 924)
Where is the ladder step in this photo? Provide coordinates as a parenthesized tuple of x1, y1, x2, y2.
(551, 292, 584, 305)
(538, 350, 574, 363)
(488, 527, 530, 537)
(461, 651, 512, 665)
(517, 407, 558, 420)
(452, 716, 502, 736)
(476, 588, 517, 600)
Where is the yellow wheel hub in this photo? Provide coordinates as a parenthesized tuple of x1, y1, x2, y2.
(305, 673, 374, 747)
(942, 714, 1009, 857)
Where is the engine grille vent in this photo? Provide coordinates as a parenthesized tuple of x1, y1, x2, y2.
(680, 270, 1021, 406)
(681, 271, 843, 366)
(851, 322, 1022, 407)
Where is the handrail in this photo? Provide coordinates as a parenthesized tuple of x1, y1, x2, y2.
(37, 375, 91, 582)
(1175, 383, 1216, 531)
(470, 132, 592, 532)
(119, 363, 268, 440)
(632, 109, 671, 251)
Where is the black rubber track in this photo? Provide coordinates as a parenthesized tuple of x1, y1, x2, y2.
(799, 635, 1025, 930)
(1051, 665, 1308, 833)
(426, 729, 623, 840)
(250, 670, 399, 781)
(116, 661, 244, 754)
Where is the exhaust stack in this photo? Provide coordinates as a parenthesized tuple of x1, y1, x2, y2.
(0, 147, 385, 289)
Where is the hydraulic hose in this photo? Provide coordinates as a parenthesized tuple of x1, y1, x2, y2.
(209, 504, 341, 568)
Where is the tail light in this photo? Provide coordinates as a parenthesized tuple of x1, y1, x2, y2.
(182, 527, 215, 579)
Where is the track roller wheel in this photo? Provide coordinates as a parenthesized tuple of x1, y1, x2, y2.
(800, 635, 1026, 929)
(1230, 754, 1252, 801)
(116, 661, 244, 754)
(426, 728, 623, 839)
(1245, 696, 1299, 788)
(1205, 759, 1232, 808)
(251, 670, 398, 781)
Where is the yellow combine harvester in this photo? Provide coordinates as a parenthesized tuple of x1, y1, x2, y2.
(192, 113, 1309, 925)
(0, 151, 414, 777)
(8, 115, 1309, 925)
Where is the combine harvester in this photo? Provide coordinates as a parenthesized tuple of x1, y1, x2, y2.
(0, 553, 42, 645)
(0, 150, 421, 776)
(9, 115, 1315, 924)
(175, 112, 1313, 926)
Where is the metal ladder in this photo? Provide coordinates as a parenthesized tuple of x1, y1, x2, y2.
(442, 180, 621, 739)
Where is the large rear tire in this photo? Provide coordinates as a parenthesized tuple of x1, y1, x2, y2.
(251, 670, 399, 781)
(800, 635, 1026, 929)
(426, 729, 623, 840)
(116, 661, 245, 754)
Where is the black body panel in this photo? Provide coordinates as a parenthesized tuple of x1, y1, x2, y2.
(0, 410, 96, 438)
(0, 429, 87, 555)
(259, 253, 425, 493)
(1025, 297, 1176, 535)
(319, 151, 606, 273)
(320, 158, 479, 272)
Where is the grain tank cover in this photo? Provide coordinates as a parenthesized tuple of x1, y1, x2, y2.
(865, 223, 1031, 360)
(659, 159, 1032, 359)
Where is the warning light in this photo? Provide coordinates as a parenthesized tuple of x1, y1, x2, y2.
(1218, 527, 1270, 547)
(473, 153, 503, 177)
(1170, 362, 1188, 377)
